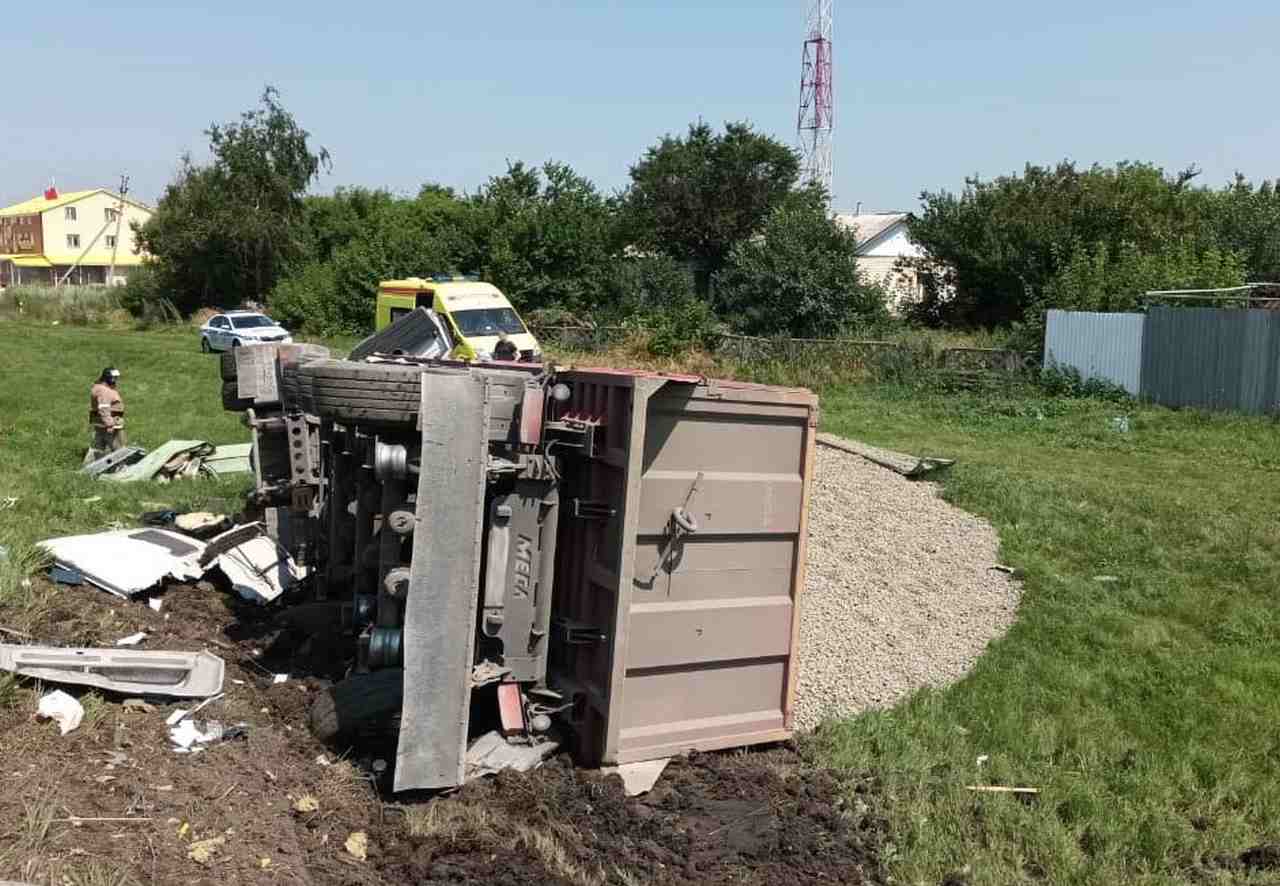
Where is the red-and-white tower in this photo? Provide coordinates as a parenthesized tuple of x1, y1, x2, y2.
(796, 0, 834, 198)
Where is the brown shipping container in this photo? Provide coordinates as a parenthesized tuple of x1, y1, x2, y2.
(550, 369, 818, 766)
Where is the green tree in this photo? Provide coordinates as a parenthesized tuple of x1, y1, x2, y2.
(270, 184, 474, 335)
(715, 205, 886, 337)
(622, 122, 813, 293)
(600, 253, 698, 319)
(299, 187, 398, 264)
(1212, 175, 1280, 282)
(134, 86, 328, 313)
(997, 241, 1247, 353)
(468, 161, 617, 313)
(1041, 242, 1245, 314)
(905, 161, 1220, 327)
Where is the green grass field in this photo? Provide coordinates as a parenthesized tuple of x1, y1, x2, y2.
(0, 325, 251, 554)
(0, 322, 1277, 884)
(816, 384, 1280, 884)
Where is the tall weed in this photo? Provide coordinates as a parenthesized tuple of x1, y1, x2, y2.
(0, 286, 129, 327)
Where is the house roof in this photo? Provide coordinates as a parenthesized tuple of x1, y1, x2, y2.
(4, 255, 53, 268)
(0, 188, 152, 217)
(42, 253, 149, 267)
(832, 211, 910, 251)
(0, 252, 149, 267)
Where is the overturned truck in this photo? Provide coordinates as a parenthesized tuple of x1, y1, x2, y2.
(221, 319, 818, 792)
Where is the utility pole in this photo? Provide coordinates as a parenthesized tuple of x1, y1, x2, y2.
(107, 174, 129, 286)
(55, 175, 130, 289)
(796, 0, 834, 201)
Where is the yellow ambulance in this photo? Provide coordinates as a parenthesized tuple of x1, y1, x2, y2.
(374, 276, 541, 361)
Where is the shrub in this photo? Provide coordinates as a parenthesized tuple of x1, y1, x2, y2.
(0, 285, 128, 327)
(715, 205, 888, 337)
(268, 261, 341, 334)
(1038, 364, 1132, 401)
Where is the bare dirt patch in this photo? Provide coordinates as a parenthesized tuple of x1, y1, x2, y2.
(380, 750, 885, 885)
(0, 578, 885, 885)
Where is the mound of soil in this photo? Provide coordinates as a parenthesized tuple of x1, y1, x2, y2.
(0, 577, 885, 885)
(378, 750, 886, 885)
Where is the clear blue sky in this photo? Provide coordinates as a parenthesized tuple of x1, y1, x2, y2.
(3, 0, 1276, 213)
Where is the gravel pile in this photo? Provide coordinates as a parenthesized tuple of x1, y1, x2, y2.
(793, 441, 1022, 731)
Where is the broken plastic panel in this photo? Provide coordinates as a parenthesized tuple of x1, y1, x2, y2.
(0, 645, 225, 697)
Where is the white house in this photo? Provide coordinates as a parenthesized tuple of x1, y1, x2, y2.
(0, 187, 153, 288)
(833, 211, 931, 311)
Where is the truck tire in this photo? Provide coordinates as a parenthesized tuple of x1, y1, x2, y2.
(299, 361, 432, 426)
(221, 380, 254, 413)
(298, 360, 526, 429)
(309, 669, 404, 743)
(219, 351, 239, 381)
(279, 365, 312, 413)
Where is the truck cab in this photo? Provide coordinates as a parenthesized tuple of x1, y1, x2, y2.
(375, 276, 540, 362)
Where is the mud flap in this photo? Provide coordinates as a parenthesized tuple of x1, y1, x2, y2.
(394, 369, 491, 791)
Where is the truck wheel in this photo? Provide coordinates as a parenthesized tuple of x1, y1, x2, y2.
(309, 669, 404, 743)
(219, 351, 239, 381)
(300, 361, 431, 426)
(279, 364, 312, 413)
(221, 380, 254, 413)
(201, 337, 211, 353)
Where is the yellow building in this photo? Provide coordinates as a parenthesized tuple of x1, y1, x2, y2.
(0, 188, 153, 287)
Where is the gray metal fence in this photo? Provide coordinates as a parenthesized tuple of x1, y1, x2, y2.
(1046, 307, 1280, 414)
(1140, 307, 1280, 414)
(1043, 310, 1145, 394)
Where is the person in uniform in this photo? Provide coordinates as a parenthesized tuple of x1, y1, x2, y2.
(493, 332, 518, 361)
(84, 367, 125, 465)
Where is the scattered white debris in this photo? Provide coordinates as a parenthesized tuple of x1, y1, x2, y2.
(169, 719, 205, 749)
(602, 757, 671, 796)
(115, 632, 147, 647)
(148, 597, 164, 612)
(37, 690, 85, 735)
(977, 754, 990, 766)
(174, 512, 229, 537)
(273, 673, 289, 684)
(344, 831, 369, 861)
(231, 679, 246, 685)
(0, 645, 223, 698)
(170, 719, 224, 750)
(315, 754, 332, 767)
(166, 709, 189, 727)
(38, 529, 203, 599)
(210, 525, 305, 605)
(184, 692, 225, 718)
(464, 731, 558, 781)
(187, 835, 226, 865)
